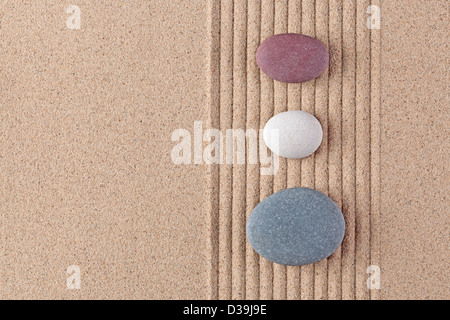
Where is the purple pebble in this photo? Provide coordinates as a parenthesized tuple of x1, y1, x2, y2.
(256, 33, 329, 83)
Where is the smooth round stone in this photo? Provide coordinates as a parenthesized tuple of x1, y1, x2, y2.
(263, 110, 323, 159)
(256, 33, 329, 83)
(247, 188, 345, 266)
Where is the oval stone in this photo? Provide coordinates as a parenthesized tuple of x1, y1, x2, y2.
(256, 33, 329, 83)
(263, 110, 323, 159)
(247, 188, 345, 266)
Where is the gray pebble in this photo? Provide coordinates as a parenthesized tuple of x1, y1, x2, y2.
(247, 188, 345, 266)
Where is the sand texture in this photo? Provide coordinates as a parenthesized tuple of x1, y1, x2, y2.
(207, 0, 380, 300)
(0, 0, 448, 300)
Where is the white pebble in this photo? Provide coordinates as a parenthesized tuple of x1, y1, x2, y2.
(263, 111, 323, 159)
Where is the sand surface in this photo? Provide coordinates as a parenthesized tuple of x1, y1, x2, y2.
(0, 0, 448, 300)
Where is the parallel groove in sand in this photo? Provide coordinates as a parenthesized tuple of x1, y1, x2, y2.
(299, 0, 316, 301)
(273, 0, 288, 301)
(259, 0, 275, 300)
(232, 0, 248, 300)
(341, 0, 356, 300)
(245, 0, 262, 301)
(218, 0, 234, 300)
